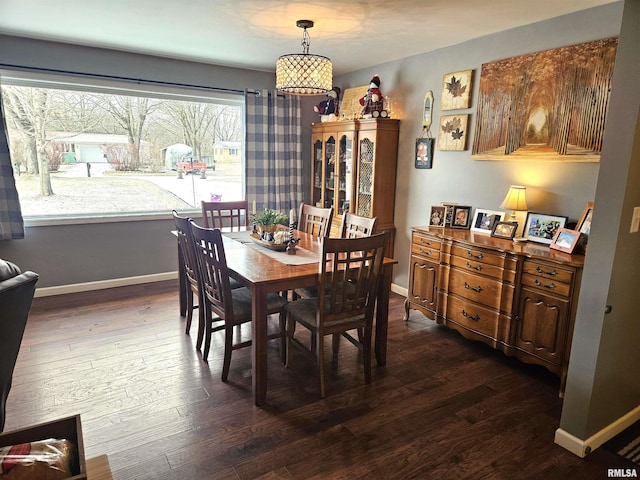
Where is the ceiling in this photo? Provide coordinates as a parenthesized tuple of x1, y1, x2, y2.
(0, 0, 618, 76)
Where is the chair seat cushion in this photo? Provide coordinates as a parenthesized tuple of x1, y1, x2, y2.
(284, 296, 364, 330)
(231, 287, 288, 320)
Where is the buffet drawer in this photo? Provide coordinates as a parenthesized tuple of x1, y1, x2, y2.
(445, 294, 500, 339)
(449, 254, 515, 282)
(521, 273, 571, 297)
(448, 268, 513, 311)
(522, 260, 574, 284)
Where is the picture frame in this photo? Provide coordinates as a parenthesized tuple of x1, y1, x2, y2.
(441, 69, 472, 110)
(441, 202, 457, 226)
(415, 138, 434, 169)
(576, 201, 594, 236)
(491, 221, 518, 240)
(470, 209, 505, 235)
(523, 212, 568, 245)
(438, 114, 469, 151)
(550, 228, 581, 254)
(451, 205, 472, 229)
(429, 205, 446, 227)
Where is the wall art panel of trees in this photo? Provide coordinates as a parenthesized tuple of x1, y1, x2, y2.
(471, 37, 617, 162)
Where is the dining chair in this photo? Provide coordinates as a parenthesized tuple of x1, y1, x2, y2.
(340, 212, 377, 239)
(172, 210, 202, 337)
(282, 231, 388, 398)
(201, 200, 249, 230)
(294, 213, 378, 303)
(189, 222, 289, 376)
(297, 203, 333, 238)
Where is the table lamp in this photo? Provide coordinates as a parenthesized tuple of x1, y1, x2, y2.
(500, 185, 528, 222)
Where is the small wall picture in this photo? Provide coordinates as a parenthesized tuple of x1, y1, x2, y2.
(438, 114, 469, 151)
(441, 69, 473, 110)
(550, 228, 581, 254)
(441, 202, 457, 226)
(523, 212, 568, 245)
(429, 205, 446, 227)
(415, 138, 433, 169)
(451, 205, 472, 229)
(491, 221, 518, 240)
(471, 209, 505, 235)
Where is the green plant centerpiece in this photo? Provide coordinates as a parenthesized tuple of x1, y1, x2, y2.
(250, 208, 289, 237)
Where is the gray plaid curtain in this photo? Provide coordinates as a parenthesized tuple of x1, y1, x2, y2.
(0, 86, 25, 240)
(244, 89, 302, 215)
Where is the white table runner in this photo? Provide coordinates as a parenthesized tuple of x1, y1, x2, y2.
(223, 231, 319, 266)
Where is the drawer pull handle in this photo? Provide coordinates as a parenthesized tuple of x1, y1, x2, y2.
(420, 239, 432, 245)
(466, 262, 482, 271)
(467, 251, 484, 260)
(535, 279, 556, 289)
(461, 310, 480, 321)
(536, 266, 557, 276)
(419, 248, 432, 255)
(464, 282, 483, 293)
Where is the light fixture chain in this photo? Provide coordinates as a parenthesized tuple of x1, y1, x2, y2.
(301, 28, 310, 55)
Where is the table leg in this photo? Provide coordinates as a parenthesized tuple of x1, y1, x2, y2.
(375, 264, 393, 366)
(251, 284, 269, 406)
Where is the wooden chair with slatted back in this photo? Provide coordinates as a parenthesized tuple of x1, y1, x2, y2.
(189, 222, 289, 374)
(282, 231, 388, 397)
(172, 210, 202, 338)
(340, 212, 377, 239)
(201, 200, 249, 230)
(297, 203, 333, 238)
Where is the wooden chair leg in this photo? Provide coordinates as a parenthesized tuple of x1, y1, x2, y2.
(203, 310, 213, 362)
(363, 325, 372, 384)
(185, 290, 194, 334)
(221, 324, 234, 381)
(317, 332, 326, 398)
(279, 311, 287, 364)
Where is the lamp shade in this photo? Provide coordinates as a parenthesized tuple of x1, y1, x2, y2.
(276, 19, 332, 96)
(500, 185, 528, 212)
(276, 54, 332, 95)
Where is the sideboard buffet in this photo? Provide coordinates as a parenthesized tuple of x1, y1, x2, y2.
(404, 226, 585, 395)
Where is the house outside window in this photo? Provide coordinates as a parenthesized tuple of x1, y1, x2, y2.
(1, 72, 244, 222)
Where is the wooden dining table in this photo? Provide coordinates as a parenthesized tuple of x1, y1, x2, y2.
(176, 227, 397, 406)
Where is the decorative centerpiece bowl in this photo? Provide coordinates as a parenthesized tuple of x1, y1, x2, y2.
(250, 208, 289, 238)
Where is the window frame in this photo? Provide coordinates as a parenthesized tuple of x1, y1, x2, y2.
(1, 69, 246, 227)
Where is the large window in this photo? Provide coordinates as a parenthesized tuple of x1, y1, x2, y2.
(1, 73, 244, 220)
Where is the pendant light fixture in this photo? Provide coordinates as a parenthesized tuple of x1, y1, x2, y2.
(276, 20, 332, 95)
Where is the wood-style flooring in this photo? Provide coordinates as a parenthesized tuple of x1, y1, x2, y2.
(5, 280, 633, 479)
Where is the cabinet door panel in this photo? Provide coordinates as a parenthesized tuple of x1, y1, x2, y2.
(515, 287, 569, 366)
(410, 256, 438, 311)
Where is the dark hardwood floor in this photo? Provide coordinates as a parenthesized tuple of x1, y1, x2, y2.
(6, 280, 631, 479)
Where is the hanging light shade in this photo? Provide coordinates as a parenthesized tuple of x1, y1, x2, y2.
(276, 20, 332, 95)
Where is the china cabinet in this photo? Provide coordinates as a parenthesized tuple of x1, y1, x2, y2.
(311, 119, 399, 252)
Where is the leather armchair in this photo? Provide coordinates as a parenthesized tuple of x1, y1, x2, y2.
(0, 259, 38, 432)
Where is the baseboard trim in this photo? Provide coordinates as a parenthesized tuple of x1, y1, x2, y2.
(34, 272, 178, 298)
(391, 283, 407, 297)
(555, 405, 640, 457)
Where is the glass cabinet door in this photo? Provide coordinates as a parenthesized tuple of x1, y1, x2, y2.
(338, 133, 353, 214)
(357, 136, 374, 217)
(312, 139, 323, 207)
(324, 135, 336, 209)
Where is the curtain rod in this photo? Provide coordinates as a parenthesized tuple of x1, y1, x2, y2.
(0, 63, 256, 95)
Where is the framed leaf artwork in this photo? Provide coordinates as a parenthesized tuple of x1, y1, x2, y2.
(441, 70, 472, 110)
(438, 114, 469, 151)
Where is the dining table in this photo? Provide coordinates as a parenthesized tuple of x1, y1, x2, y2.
(176, 227, 397, 406)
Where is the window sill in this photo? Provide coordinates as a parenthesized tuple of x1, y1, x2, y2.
(24, 210, 200, 227)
